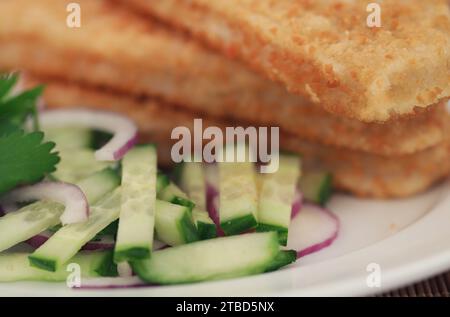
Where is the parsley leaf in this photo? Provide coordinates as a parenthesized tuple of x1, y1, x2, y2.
(0, 131, 60, 194)
(0, 85, 43, 129)
(0, 73, 19, 101)
(0, 73, 60, 195)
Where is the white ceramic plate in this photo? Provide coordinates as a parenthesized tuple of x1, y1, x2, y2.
(2, 179, 449, 297)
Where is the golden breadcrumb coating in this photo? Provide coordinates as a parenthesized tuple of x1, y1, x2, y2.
(127, 0, 450, 121)
(0, 0, 447, 156)
(26, 75, 450, 199)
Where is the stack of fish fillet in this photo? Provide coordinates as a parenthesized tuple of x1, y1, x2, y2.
(0, 0, 449, 198)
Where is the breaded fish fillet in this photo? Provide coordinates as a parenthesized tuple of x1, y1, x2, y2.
(25, 75, 450, 199)
(0, 0, 447, 156)
(126, 0, 450, 122)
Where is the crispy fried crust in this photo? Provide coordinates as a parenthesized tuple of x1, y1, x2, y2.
(0, 0, 448, 156)
(26, 75, 450, 199)
(127, 0, 450, 121)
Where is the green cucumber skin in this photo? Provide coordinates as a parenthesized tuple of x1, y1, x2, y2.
(157, 173, 170, 193)
(131, 232, 285, 285)
(197, 222, 217, 240)
(114, 246, 151, 263)
(155, 200, 198, 247)
(171, 197, 196, 210)
(178, 212, 200, 244)
(95, 251, 119, 277)
(158, 183, 196, 211)
(300, 172, 333, 206)
(0, 251, 117, 282)
(220, 214, 257, 236)
(265, 251, 297, 272)
(29, 250, 120, 275)
(28, 256, 57, 272)
(256, 224, 288, 246)
(318, 174, 333, 206)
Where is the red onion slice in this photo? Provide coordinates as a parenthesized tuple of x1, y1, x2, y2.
(1, 182, 89, 225)
(290, 191, 304, 219)
(206, 182, 225, 237)
(27, 230, 115, 251)
(37, 109, 138, 161)
(288, 203, 340, 258)
(153, 239, 168, 251)
(80, 236, 115, 251)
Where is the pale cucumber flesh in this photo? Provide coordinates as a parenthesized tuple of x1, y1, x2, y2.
(0, 169, 118, 253)
(219, 162, 258, 235)
(115, 146, 157, 263)
(155, 200, 199, 247)
(0, 251, 117, 282)
(131, 232, 295, 285)
(257, 155, 301, 245)
(29, 188, 121, 272)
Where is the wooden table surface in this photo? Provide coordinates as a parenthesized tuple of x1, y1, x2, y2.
(381, 272, 450, 297)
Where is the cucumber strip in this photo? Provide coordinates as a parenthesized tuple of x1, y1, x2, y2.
(158, 180, 195, 210)
(131, 232, 295, 285)
(257, 154, 301, 245)
(53, 148, 113, 184)
(157, 173, 170, 193)
(265, 250, 298, 272)
(114, 146, 157, 263)
(192, 210, 217, 240)
(43, 169, 120, 235)
(299, 171, 333, 206)
(155, 200, 199, 246)
(180, 163, 217, 240)
(0, 251, 117, 282)
(219, 161, 258, 235)
(179, 163, 206, 210)
(43, 127, 92, 150)
(0, 170, 119, 253)
(76, 168, 120, 204)
(28, 188, 122, 272)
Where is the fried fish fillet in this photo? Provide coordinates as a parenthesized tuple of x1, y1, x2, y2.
(0, 0, 448, 157)
(126, 0, 450, 122)
(25, 75, 450, 199)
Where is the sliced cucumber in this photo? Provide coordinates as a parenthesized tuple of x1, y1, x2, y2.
(28, 188, 122, 272)
(157, 173, 170, 193)
(155, 200, 199, 247)
(192, 210, 217, 240)
(0, 202, 62, 253)
(53, 148, 113, 184)
(76, 168, 120, 204)
(131, 232, 296, 285)
(179, 163, 206, 210)
(158, 182, 195, 209)
(299, 171, 333, 206)
(0, 251, 117, 282)
(115, 146, 157, 263)
(219, 161, 258, 235)
(0, 171, 119, 253)
(43, 127, 92, 151)
(257, 154, 301, 245)
(180, 163, 216, 240)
